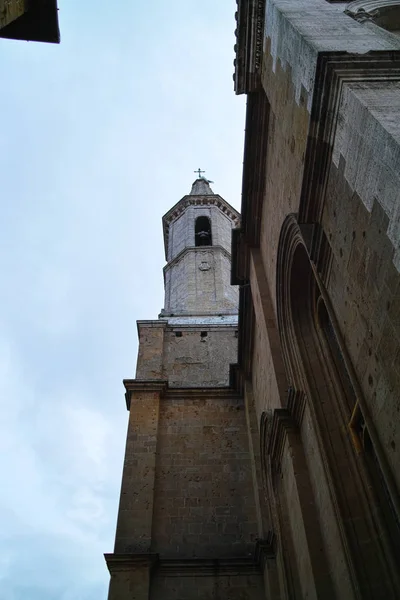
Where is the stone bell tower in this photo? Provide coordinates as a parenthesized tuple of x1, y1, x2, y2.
(161, 177, 239, 318)
(105, 177, 265, 600)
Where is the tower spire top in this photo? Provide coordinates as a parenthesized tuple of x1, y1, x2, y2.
(190, 169, 214, 195)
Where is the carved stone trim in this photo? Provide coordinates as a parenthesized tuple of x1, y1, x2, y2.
(157, 556, 259, 577)
(234, 0, 266, 94)
(345, 1, 400, 24)
(299, 52, 400, 226)
(123, 379, 168, 410)
(163, 245, 231, 273)
(162, 195, 240, 261)
(104, 552, 159, 574)
(286, 387, 307, 428)
(267, 408, 297, 473)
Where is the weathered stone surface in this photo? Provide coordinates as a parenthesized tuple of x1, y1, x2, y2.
(108, 3, 400, 599)
(107, 181, 264, 599)
(151, 391, 258, 558)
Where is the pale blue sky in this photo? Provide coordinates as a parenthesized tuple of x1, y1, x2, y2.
(0, 2, 245, 598)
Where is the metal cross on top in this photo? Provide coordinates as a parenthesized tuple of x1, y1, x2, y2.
(194, 168, 205, 178)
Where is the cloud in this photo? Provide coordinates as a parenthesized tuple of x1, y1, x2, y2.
(0, 0, 245, 597)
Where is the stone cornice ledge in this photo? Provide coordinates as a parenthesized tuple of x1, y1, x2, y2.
(158, 557, 258, 577)
(123, 379, 168, 410)
(234, 0, 266, 94)
(104, 552, 158, 574)
(105, 540, 276, 577)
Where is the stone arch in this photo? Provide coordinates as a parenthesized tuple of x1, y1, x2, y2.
(345, 1, 400, 32)
(276, 214, 400, 598)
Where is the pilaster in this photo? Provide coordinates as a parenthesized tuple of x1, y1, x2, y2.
(105, 553, 157, 600)
(114, 382, 166, 554)
(135, 321, 166, 380)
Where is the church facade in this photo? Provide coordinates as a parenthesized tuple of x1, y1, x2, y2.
(105, 1, 400, 599)
(232, 0, 400, 598)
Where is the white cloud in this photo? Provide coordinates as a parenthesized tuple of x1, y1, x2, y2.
(0, 1, 245, 598)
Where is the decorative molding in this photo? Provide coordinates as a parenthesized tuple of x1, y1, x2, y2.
(199, 261, 211, 271)
(162, 195, 240, 261)
(157, 557, 259, 577)
(123, 379, 168, 410)
(105, 543, 275, 578)
(267, 408, 297, 473)
(298, 52, 400, 227)
(234, 0, 266, 94)
(286, 387, 307, 428)
(164, 387, 242, 402)
(104, 552, 159, 574)
(230, 90, 269, 388)
(345, 1, 400, 25)
(163, 245, 231, 273)
(260, 389, 305, 477)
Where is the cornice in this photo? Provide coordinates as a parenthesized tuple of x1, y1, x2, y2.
(157, 557, 259, 577)
(104, 552, 158, 574)
(123, 379, 168, 410)
(164, 387, 242, 402)
(232, 90, 269, 285)
(234, 0, 266, 94)
(163, 244, 232, 273)
(105, 543, 275, 577)
(162, 194, 240, 261)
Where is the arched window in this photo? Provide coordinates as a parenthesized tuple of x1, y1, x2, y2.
(195, 216, 212, 247)
(345, 1, 400, 35)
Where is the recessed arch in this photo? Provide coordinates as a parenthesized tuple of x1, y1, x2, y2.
(195, 216, 212, 246)
(276, 214, 400, 597)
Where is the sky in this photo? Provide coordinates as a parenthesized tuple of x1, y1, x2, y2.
(0, 2, 245, 599)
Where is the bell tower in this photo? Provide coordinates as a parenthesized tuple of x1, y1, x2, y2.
(161, 177, 240, 318)
(105, 178, 263, 600)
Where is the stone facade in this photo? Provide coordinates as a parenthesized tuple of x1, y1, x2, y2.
(106, 3, 400, 598)
(232, 1, 400, 598)
(105, 181, 267, 599)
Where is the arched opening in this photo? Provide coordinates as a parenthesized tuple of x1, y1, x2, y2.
(345, 1, 400, 36)
(276, 216, 400, 597)
(195, 216, 212, 246)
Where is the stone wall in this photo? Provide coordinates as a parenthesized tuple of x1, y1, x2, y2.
(151, 391, 258, 558)
(163, 326, 238, 387)
(235, 2, 400, 598)
(150, 573, 265, 600)
(323, 143, 400, 491)
(163, 246, 238, 316)
(136, 322, 238, 388)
